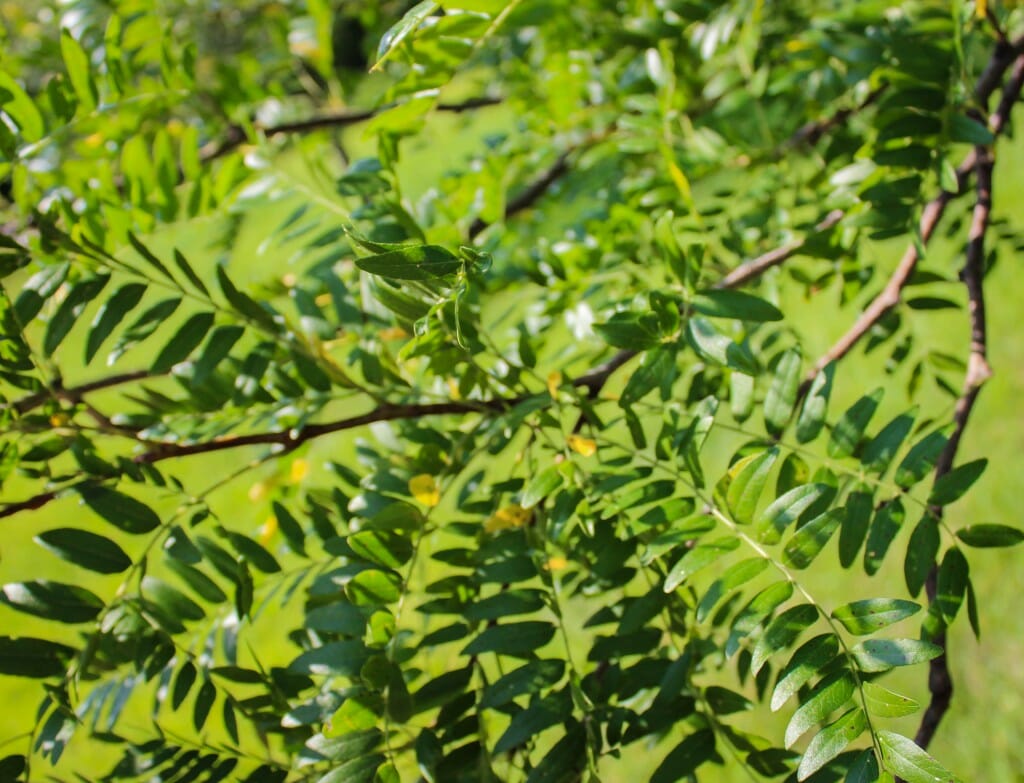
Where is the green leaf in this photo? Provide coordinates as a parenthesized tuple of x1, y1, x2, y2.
(904, 518, 939, 597)
(764, 348, 802, 436)
(797, 707, 867, 780)
(521, 466, 565, 509)
(784, 670, 855, 748)
(838, 488, 873, 568)
(216, 265, 278, 330)
(225, 531, 281, 573)
(928, 459, 987, 506)
(109, 297, 183, 363)
(355, 245, 460, 281)
(192, 324, 245, 384)
(755, 483, 828, 544)
(493, 689, 572, 753)
(696, 557, 769, 623)
(936, 548, 968, 623)
(750, 603, 818, 675)
(731, 371, 755, 422)
(832, 598, 920, 635)
(43, 274, 109, 356)
(948, 114, 994, 145)
(464, 589, 546, 621)
(85, 283, 146, 362)
(346, 569, 402, 606)
(0, 636, 75, 678)
(462, 622, 556, 656)
(373, 1, 440, 70)
(127, 232, 174, 281)
(594, 311, 661, 350)
(479, 660, 565, 709)
(620, 344, 677, 406)
(894, 428, 950, 489)
(172, 249, 210, 296)
(862, 682, 920, 718)
(151, 311, 215, 373)
(771, 634, 840, 712)
(828, 387, 883, 459)
(0, 756, 25, 780)
(1, 580, 104, 623)
(165, 559, 228, 604)
(306, 729, 382, 764)
(316, 753, 386, 783)
(686, 317, 758, 375)
(270, 501, 306, 556)
(862, 409, 916, 473)
(796, 362, 834, 443)
(61, 29, 98, 111)
(14, 262, 70, 323)
(79, 485, 161, 533)
(35, 528, 131, 574)
(852, 639, 943, 673)
(846, 750, 882, 783)
(650, 730, 718, 783)
(863, 499, 906, 575)
(783, 508, 844, 569)
(143, 577, 206, 622)
(525, 724, 587, 783)
(289, 640, 370, 677)
(691, 290, 783, 322)
(664, 537, 740, 592)
(724, 448, 779, 524)
(877, 730, 962, 783)
(956, 523, 1024, 548)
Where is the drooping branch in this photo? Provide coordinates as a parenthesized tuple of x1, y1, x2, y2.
(913, 145, 994, 754)
(802, 50, 1024, 396)
(199, 95, 502, 164)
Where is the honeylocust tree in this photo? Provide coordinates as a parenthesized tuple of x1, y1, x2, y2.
(1, 1, 1024, 781)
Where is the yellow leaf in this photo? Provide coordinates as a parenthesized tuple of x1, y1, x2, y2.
(976, 0, 987, 18)
(547, 371, 563, 400)
(409, 474, 441, 507)
(567, 435, 597, 457)
(290, 459, 309, 484)
(484, 504, 531, 533)
(259, 515, 278, 545)
(248, 481, 267, 502)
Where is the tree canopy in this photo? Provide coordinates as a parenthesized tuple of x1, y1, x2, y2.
(2, 1, 1024, 781)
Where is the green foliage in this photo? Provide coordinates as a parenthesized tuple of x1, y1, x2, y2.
(2, 1, 1023, 782)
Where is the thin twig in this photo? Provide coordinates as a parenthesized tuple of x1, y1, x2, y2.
(199, 96, 502, 163)
(786, 84, 889, 149)
(715, 209, 844, 290)
(913, 145, 994, 754)
(8, 370, 156, 416)
(467, 149, 573, 239)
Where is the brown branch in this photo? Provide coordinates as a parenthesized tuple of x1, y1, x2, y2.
(0, 489, 61, 520)
(802, 49, 1024, 397)
(913, 146, 993, 754)
(199, 96, 502, 164)
(787, 84, 889, 149)
(715, 209, 845, 290)
(7, 370, 156, 416)
(467, 149, 573, 239)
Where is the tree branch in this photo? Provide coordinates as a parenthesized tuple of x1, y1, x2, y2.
(802, 50, 1024, 396)
(913, 145, 994, 754)
(7, 370, 156, 416)
(199, 96, 503, 164)
(715, 209, 845, 290)
(467, 149, 573, 239)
